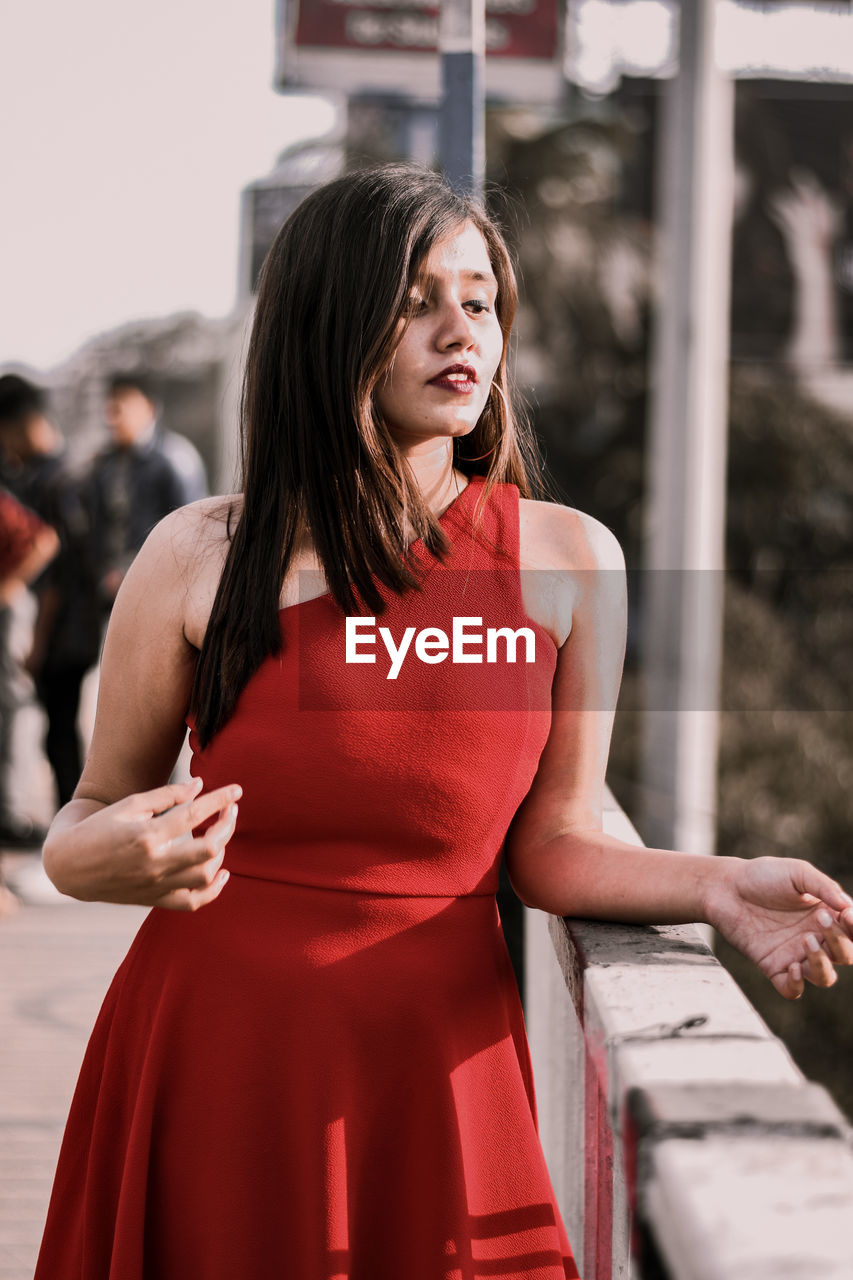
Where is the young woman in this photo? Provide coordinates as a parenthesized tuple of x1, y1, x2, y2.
(36, 164, 853, 1279)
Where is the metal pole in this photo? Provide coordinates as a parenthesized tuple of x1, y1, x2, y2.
(439, 0, 486, 199)
(640, 0, 735, 860)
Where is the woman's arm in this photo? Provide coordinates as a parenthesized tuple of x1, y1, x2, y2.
(505, 509, 853, 1000)
(42, 504, 242, 911)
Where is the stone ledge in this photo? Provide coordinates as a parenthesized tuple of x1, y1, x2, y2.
(642, 1133, 853, 1280)
(527, 787, 853, 1277)
(628, 1080, 851, 1144)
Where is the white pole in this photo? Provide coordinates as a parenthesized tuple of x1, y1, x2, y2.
(640, 0, 735, 862)
(439, 0, 486, 198)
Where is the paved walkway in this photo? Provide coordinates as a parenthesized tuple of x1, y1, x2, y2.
(0, 596, 146, 1278)
(0, 867, 145, 1279)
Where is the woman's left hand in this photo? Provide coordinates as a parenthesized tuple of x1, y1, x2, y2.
(705, 856, 853, 1000)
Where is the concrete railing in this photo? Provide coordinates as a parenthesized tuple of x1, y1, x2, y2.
(523, 787, 853, 1280)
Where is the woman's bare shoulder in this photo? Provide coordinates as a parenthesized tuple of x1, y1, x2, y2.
(161, 493, 242, 548)
(516, 499, 624, 649)
(158, 496, 244, 647)
(137, 494, 240, 572)
(113, 495, 243, 649)
(518, 497, 624, 575)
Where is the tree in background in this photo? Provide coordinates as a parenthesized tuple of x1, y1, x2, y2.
(484, 84, 853, 1116)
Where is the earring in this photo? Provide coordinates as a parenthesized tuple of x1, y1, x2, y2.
(490, 381, 511, 415)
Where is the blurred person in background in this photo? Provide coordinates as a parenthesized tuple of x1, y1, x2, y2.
(0, 375, 102, 809)
(0, 486, 58, 861)
(88, 373, 208, 609)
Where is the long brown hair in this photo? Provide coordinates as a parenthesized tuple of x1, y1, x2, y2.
(190, 163, 547, 747)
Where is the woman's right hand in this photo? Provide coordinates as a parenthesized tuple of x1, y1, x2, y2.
(42, 777, 243, 912)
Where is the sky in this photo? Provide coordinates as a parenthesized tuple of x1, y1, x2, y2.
(1, 0, 338, 372)
(5, 0, 853, 373)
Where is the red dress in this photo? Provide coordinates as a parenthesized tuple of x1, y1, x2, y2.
(35, 473, 580, 1279)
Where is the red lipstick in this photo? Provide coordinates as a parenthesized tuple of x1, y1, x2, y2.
(428, 363, 478, 394)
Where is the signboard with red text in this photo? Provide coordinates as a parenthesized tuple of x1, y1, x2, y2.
(294, 0, 558, 60)
(275, 0, 564, 103)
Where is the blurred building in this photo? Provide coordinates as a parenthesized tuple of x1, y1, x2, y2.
(3, 311, 244, 495)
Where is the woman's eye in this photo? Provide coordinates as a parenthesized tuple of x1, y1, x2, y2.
(404, 295, 492, 317)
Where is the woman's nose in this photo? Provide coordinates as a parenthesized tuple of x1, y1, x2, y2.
(435, 301, 475, 350)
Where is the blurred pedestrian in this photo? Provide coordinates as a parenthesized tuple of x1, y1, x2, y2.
(0, 486, 58, 856)
(88, 373, 208, 608)
(0, 375, 102, 808)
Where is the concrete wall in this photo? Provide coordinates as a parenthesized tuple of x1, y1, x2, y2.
(524, 787, 853, 1279)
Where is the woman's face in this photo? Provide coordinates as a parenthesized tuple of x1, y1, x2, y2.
(375, 221, 505, 450)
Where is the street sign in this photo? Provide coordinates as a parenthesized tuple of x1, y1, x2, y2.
(294, 0, 556, 59)
(275, 0, 564, 102)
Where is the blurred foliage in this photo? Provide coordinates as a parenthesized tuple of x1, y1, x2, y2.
(484, 95, 853, 1118)
(486, 101, 652, 568)
(719, 372, 853, 1118)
